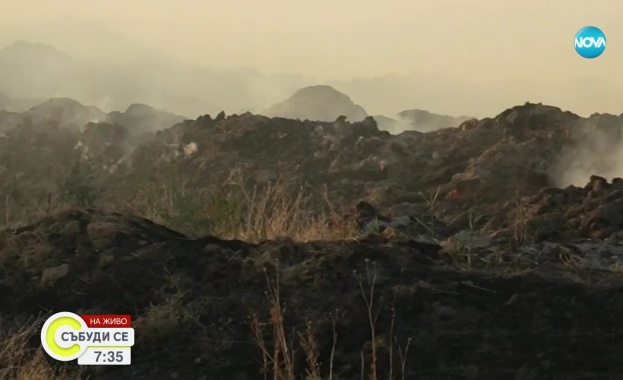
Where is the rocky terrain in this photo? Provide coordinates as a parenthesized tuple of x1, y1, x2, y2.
(1, 99, 623, 379)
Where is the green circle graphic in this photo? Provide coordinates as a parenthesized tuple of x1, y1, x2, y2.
(45, 316, 82, 357)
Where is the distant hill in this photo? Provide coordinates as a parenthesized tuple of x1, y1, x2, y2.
(371, 114, 410, 133)
(372, 110, 474, 134)
(397, 109, 474, 132)
(0, 96, 185, 136)
(27, 98, 107, 130)
(107, 103, 186, 135)
(263, 85, 368, 122)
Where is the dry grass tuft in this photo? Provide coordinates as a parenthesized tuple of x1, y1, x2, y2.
(510, 192, 531, 249)
(251, 262, 412, 380)
(126, 171, 357, 243)
(249, 265, 341, 380)
(0, 316, 80, 380)
(0, 168, 358, 244)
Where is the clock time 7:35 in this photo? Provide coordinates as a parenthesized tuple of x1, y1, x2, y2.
(78, 347, 131, 365)
(96, 350, 123, 363)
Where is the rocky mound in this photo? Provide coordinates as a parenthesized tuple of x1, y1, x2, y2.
(2, 102, 623, 239)
(486, 175, 623, 243)
(1, 208, 623, 379)
(20, 99, 184, 135)
(106, 103, 186, 136)
(27, 98, 107, 131)
(0, 99, 188, 223)
(263, 85, 368, 122)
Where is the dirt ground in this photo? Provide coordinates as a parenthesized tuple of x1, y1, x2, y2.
(1, 209, 623, 380)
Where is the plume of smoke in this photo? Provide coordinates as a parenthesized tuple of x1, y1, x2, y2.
(550, 117, 623, 187)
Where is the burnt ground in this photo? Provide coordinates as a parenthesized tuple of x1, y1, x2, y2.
(1, 209, 623, 380)
(1, 100, 623, 379)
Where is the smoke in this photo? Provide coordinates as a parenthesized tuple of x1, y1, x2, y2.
(550, 116, 623, 187)
(0, 40, 317, 119)
(242, 73, 315, 114)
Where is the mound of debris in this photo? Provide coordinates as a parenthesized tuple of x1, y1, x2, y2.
(106, 103, 186, 136)
(263, 85, 368, 122)
(89, 102, 572, 215)
(0, 98, 188, 221)
(1, 208, 623, 380)
(488, 175, 623, 243)
(26, 98, 107, 131)
(2, 101, 623, 246)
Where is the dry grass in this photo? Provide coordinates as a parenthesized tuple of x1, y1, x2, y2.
(510, 192, 531, 249)
(234, 181, 355, 243)
(0, 167, 358, 244)
(354, 259, 380, 380)
(0, 194, 70, 232)
(132, 293, 195, 346)
(249, 266, 339, 380)
(0, 316, 80, 380)
(251, 262, 412, 380)
(249, 267, 297, 380)
(126, 171, 357, 243)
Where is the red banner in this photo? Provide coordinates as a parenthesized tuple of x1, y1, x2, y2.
(79, 314, 132, 328)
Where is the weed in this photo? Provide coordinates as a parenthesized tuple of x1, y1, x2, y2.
(414, 187, 441, 240)
(455, 211, 487, 266)
(250, 262, 342, 380)
(354, 259, 380, 380)
(389, 307, 411, 380)
(249, 264, 296, 380)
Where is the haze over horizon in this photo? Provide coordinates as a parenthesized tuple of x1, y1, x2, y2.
(0, 0, 621, 118)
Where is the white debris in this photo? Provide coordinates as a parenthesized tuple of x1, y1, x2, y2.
(184, 142, 198, 156)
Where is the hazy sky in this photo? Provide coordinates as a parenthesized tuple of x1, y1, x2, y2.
(0, 0, 621, 117)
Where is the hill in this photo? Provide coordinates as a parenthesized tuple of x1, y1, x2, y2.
(263, 85, 368, 122)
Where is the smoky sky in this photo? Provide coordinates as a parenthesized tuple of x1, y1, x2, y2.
(0, 0, 621, 117)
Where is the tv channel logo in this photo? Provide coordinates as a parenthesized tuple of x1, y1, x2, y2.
(574, 26, 606, 59)
(41, 312, 134, 365)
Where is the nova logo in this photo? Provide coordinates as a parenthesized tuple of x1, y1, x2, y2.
(574, 26, 606, 58)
